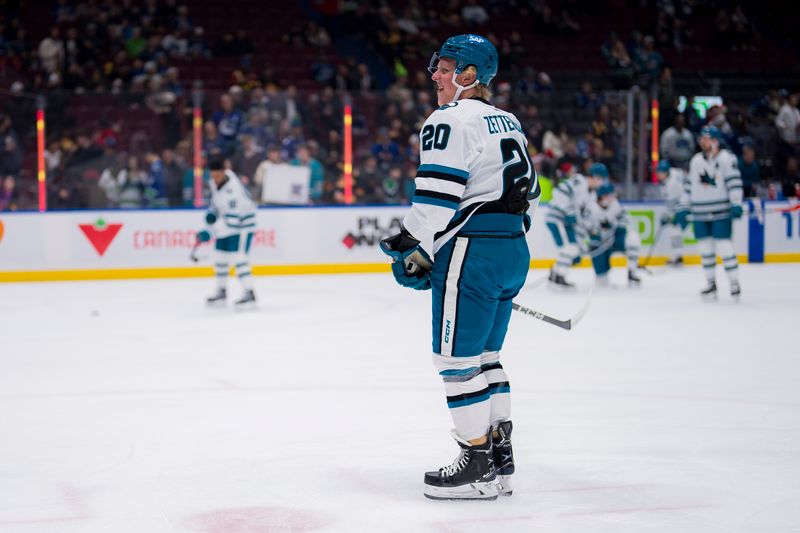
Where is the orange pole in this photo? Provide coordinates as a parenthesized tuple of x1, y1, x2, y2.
(650, 98, 659, 184)
(343, 103, 353, 205)
(193, 106, 203, 207)
(36, 107, 46, 212)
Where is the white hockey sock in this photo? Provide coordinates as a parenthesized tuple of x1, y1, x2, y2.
(553, 243, 578, 276)
(480, 351, 510, 428)
(214, 262, 229, 290)
(669, 225, 684, 260)
(716, 239, 739, 284)
(235, 261, 253, 291)
(698, 238, 716, 282)
(433, 354, 491, 441)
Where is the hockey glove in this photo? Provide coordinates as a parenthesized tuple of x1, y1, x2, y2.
(380, 228, 433, 291)
(730, 204, 744, 219)
(674, 209, 690, 230)
(205, 211, 218, 224)
(660, 213, 672, 226)
(197, 229, 212, 243)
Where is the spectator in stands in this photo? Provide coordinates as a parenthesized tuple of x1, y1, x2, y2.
(354, 156, 382, 204)
(99, 155, 146, 209)
(232, 134, 265, 191)
(371, 129, 401, 169)
(779, 157, 800, 198)
(461, 0, 489, 26)
(603, 34, 634, 89)
(212, 93, 244, 157)
(38, 27, 64, 74)
(0, 115, 22, 177)
(775, 92, 800, 158)
(0, 175, 19, 211)
(575, 81, 603, 113)
(4, 82, 34, 141)
(291, 143, 324, 205)
(738, 144, 760, 198)
(161, 148, 186, 208)
(253, 145, 284, 203)
(660, 114, 695, 170)
(634, 35, 663, 89)
(144, 151, 168, 207)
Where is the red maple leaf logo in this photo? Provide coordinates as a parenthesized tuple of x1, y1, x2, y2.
(79, 218, 123, 256)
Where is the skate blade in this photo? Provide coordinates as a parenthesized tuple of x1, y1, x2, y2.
(496, 475, 513, 496)
(206, 300, 227, 308)
(233, 301, 258, 311)
(424, 481, 499, 501)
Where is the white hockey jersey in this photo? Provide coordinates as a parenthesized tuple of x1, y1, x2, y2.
(402, 98, 539, 255)
(586, 197, 628, 253)
(661, 167, 686, 216)
(680, 149, 742, 222)
(208, 169, 257, 238)
(545, 172, 594, 227)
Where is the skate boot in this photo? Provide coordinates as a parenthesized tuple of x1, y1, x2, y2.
(666, 256, 684, 267)
(234, 289, 257, 307)
(730, 281, 741, 299)
(424, 429, 498, 501)
(206, 288, 226, 305)
(595, 274, 610, 287)
(549, 270, 575, 289)
(492, 421, 514, 496)
(628, 269, 642, 287)
(700, 281, 717, 300)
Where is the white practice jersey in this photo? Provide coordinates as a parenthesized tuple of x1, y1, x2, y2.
(546, 173, 594, 226)
(586, 197, 628, 252)
(208, 169, 257, 238)
(661, 168, 686, 216)
(402, 98, 540, 255)
(680, 149, 742, 222)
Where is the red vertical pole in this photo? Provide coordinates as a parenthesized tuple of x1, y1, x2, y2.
(650, 98, 660, 184)
(343, 98, 353, 205)
(36, 102, 46, 212)
(193, 106, 203, 208)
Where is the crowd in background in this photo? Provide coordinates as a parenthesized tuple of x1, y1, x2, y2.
(0, 0, 798, 212)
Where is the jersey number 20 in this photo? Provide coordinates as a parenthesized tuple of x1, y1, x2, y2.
(421, 124, 451, 151)
(500, 138, 531, 194)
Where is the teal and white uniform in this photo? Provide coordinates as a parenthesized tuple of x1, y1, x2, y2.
(403, 97, 539, 441)
(545, 173, 593, 277)
(207, 169, 257, 291)
(586, 197, 640, 278)
(680, 148, 742, 285)
(662, 167, 687, 261)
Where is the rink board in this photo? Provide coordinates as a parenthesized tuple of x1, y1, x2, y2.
(0, 201, 797, 281)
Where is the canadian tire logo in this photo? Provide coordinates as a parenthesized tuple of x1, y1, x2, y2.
(0, 219, 4, 244)
(79, 218, 123, 256)
(342, 216, 403, 249)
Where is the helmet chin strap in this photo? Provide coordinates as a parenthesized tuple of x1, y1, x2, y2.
(449, 71, 479, 103)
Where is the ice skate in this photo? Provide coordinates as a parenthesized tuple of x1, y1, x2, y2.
(628, 270, 642, 287)
(549, 270, 575, 289)
(492, 421, 514, 496)
(595, 274, 610, 287)
(206, 288, 226, 306)
(700, 281, 717, 300)
(424, 430, 498, 501)
(234, 289, 257, 308)
(666, 256, 684, 267)
(730, 281, 741, 299)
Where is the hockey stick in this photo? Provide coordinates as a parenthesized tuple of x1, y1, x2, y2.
(189, 241, 204, 263)
(512, 288, 593, 331)
(640, 222, 667, 275)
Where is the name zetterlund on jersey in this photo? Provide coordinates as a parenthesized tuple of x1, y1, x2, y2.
(482, 114, 523, 135)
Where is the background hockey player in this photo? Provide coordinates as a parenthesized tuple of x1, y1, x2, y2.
(656, 160, 689, 265)
(380, 34, 540, 501)
(545, 162, 605, 287)
(675, 126, 743, 298)
(197, 156, 258, 306)
(586, 182, 642, 286)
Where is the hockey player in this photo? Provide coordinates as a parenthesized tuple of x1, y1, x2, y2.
(656, 160, 688, 265)
(380, 34, 539, 500)
(197, 156, 257, 306)
(586, 182, 642, 286)
(545, 162, 605, 287)
(676, 126, 743, 298)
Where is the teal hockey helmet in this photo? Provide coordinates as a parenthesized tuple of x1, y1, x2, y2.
(428, 34, 498, 86)
(656, 160, 671, 173)
(596, 182, 615, 199)
(588, 162, 610, 178)
(700, 125, 723, 140)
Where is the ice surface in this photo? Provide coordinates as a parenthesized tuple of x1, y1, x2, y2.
(1, 264, 799, 533)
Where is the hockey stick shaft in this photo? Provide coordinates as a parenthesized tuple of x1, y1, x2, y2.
(512, 288, 593, 331)
(189, 241, 201, 263)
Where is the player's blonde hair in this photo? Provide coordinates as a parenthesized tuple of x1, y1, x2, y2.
(464, 66, 492, 100)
